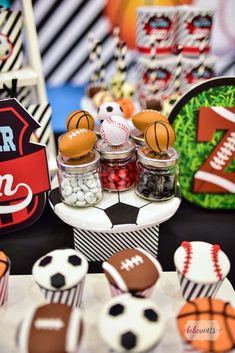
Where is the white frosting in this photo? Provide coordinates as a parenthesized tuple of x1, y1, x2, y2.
(32, 249, 88, 291)
(99, 294, 164, 353)
(66, 307, 82, 353)
(102, 262, 128, 292)
(174, 241, 230, 284)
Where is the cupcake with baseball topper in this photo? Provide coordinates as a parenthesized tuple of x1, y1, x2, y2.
(16, 303, 83, 353)
(177, 298, 235, 353)
(0, 250, 10, 306)
(174, 241, 231, 302)
(32, 248, 88, 308)
(96, 114, 136, 192)
(57, 109, 103, 207)
(102, 248, 162, 297)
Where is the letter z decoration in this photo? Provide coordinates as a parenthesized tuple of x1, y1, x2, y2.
(0, 98, 50, 234)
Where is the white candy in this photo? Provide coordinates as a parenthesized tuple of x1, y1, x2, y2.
(66, 194, 77, 204)
(77, 179, 84, 187)
(87, 180, 97, 189)
(90, 187, 99, 194)
(62, 186, 73, 197)
(70, 178, 78, 187)
(96, 179, 101, 188)
(76, 191, 85, 201)
(81, 184, 89, 192)
(95, 191, 102, 200)
(85, 192, 95, 203)
(76, 200, 86, 206)
(100, 115, 130, 146)
(61, 179, 70, 189)
(73, 186, 81, 192)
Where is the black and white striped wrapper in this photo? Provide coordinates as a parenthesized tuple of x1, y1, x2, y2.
(73, 225, 159, 262)
(37, 278, 85, 308)
(177, 270, 224, 302)
(0, 259, 10, 306)
(109, 283, 155, 298)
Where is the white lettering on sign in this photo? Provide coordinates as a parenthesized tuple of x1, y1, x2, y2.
(0, 126, 16, 152)
(0, 174, 33, 214)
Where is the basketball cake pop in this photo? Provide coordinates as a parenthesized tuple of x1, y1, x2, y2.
(66, 110, 95, 131)
(145, 121, 175, 153)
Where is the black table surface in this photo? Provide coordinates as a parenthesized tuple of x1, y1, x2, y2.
(1, 195, 235, 288)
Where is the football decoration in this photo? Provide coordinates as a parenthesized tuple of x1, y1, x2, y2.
(117, 98, 135, 119)
(0, 33, 13, 61)
(132, 110, 168, 132)
(59, 128, 97, 158)
(99, 293, 164, 353)
(169, 77, 235, 209)
(16, 303, 83, 353)
(100, 115, 130, 146)
(93, 90, 114, 107)
(0, 99, 50, 235)
(66, 110, 94, 131)
(145, 121, 175, 153)
(97, 101, 124, 121)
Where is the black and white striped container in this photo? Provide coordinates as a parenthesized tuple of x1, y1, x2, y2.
(0, 258, 10, 306)
(177, 269, 223, 302)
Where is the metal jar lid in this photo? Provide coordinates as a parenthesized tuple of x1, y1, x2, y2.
(57, 150, 100, 174)
(137, 146, 179, 168)
(130, 129, 146, 146)
(95, 139, 136, 160)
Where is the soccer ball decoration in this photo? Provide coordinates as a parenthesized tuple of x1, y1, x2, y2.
(100, 115, 130, 146)
(97, 101, 124, 121)
(99, 293, 164, 353)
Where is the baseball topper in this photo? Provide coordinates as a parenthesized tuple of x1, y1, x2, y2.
(169, 77, 235, 209)
(0, 98, 50, 234)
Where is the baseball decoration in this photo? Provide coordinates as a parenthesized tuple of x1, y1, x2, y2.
(0, 34, 13, 61)
(66, 110, 94, 131)
(0, 99, 50, 235)
(177, 298, 235, 353)
(100, 115, 130, 146)
(145, 121, 175, 153)
(99, 293, 164, 353)
(169, 77, 235, 209)
(59, 128, 97, 158)
(16, 303, 83, 353)
(97, 101, 124, 121)
(132, 110, 168, 133)
(103, 248, 162, 297)
(174, 241, 230, 302)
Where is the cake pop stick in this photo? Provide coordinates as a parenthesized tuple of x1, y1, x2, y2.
(88, 33, 106, 85)
(174, 45, 183, 94)
(198, 39, 207, 78)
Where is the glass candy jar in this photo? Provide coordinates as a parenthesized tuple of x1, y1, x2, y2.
(135, 146, 179, 201)
(57, 150, 103, 207)
(96, 140, 136, 192)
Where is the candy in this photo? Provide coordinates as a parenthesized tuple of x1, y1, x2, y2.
(100, 161, 136, 191)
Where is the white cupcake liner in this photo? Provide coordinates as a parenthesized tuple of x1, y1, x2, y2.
(0, 260, 10, 306)
(109, 283, 155, 298)
(177, 270, 223, 302)
(37, 277, 85, 308)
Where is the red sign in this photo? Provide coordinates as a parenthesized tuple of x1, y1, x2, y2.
(0, 98, 50, 234)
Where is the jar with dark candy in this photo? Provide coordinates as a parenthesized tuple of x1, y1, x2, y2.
(135, 146, 179, 201)
(96, 139, 136, 191)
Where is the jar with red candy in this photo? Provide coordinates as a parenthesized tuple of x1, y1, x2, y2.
(96, 139, 136, 191)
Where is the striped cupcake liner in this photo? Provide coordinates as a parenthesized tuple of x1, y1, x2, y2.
(109, 283, 155, 298)
(37, 277, 85, 308)
(0, 259, 10, 306)
(177, 270, 223, 302)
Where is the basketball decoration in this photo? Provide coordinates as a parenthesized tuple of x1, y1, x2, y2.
(117, 98, 135, 118)
(169, 77, 235, 209)
(132, 110, 168, 133)
(59, 128, 97, 158)
(145, 121, 175, 153)
(100, 115, 130, 146)
(177, 298, 235, 353)
(66, 110, 94, 131)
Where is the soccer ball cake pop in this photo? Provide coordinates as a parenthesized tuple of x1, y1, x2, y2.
(97, 101, 124, 121)
(100, 115, 130, 146)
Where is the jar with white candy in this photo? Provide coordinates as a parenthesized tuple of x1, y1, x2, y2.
(57, 150, 103, 207)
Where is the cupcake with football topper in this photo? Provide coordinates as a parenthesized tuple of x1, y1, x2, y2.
(32, 249, 88, 308)
(16, 303, 83, 353)
(174, 241, 231, 302)
(99, 293, 164, 353)
(102, 248, 162, 297)
(0, 250, 10, 306)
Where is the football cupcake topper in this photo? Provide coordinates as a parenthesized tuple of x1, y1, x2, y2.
(100, 115, 130, 146)
(145, 121, 175, 153)
(59, 128, 97, 158)
(132, 110, 168, 133)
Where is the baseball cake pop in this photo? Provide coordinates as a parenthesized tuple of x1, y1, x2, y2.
(100, 115, 130, 146)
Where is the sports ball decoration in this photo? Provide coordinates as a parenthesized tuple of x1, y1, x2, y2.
(145, 121, 175, 153)
(0, 99, 50, 235)
(59, 128, 97, 158)
(0, 34, 13, 61)
(16, 303, 83, 353)
(0, 251, 10, 306)
(103, 248, 162, 297)
(93, 90, 114, 107)
(174, 241, 230, 302)
(117, 98, 135, 119)
(66, 110, 94, 131)
(32, 249, 88, 307)
(97, 101, 124, 121)
(99, 293, 164, 353)
(132, 110, 168, 133)
(177, 298, 235, 353)
(100, 116, 130, 146)
(169, 77, 235, 209)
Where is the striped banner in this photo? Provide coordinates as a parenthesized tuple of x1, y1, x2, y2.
(73, 225, 159, 261)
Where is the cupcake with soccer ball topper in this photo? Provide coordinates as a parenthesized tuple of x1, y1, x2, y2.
(174, 241, 230, 302)
(99, 293, 164, 353)
(0, 250, 10, 306)
(102, 248, 162, 297)
(177, 297, 235, 353)
(32, 249, 88, 307)
(16, 303, 83, 353)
